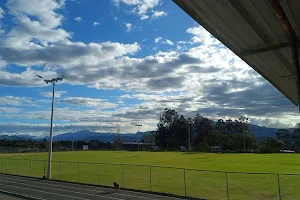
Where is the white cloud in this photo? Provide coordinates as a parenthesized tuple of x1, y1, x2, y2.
(154, 37, 162, 43)
(0, 96, 33, 106)
(0, 107, 21, 114)
(186, 25, 220, 45)
(151, 10, 167, 18)
(74, 16, 82, 22)
(59, 97, 117, 109)
(93, 21, 100, 26)
(113, 0, 163, 20)
(154, 37, 173, 45)
(42, 91, 66, 98)
(125, 23, 132, 32)
(0, 68, 57, 87)
(2, 15, 70, 49)
(165, 39, 174, 45)
(0, 7, 5, 19)
(0, 41, 140, 69)
(7, 0, 64, 28)
(3, 0, 70, 49)
(140, 15, 149, 20)
(114, 17, 118, 21)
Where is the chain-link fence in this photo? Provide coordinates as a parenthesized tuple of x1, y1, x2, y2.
(0, 157, 299, 200)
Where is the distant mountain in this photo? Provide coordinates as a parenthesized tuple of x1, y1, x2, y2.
(250, 124, 278, 142)
(250, 125, 296, 142)
(43, 130, 150, 142)
(0, 134, 38, 140)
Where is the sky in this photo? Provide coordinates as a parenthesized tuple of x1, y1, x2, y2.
(0, 0, 299, 137)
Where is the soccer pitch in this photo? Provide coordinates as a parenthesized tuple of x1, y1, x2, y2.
(1, 151, 300, 200)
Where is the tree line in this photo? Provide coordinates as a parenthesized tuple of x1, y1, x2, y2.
(151, 109, 256, 152)
(149, 108, 300, 153)
(260, 124, 300, 153)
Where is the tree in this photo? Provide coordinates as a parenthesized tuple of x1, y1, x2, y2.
(292, 125, 300, 149)
(227, 133, 250, 151)
(113, 134, 122, 150)
(192, 114, 214, 146)
(194, 141, 211, 152)
(143, 131, 156, 144)
(156, 109, 180, 149)
(204, 131, 230, 149)
(260, 138, 284, 153)
(39, 139, 48, 150)
(171, 115, 189, 148)
(276, 129, 291, 148)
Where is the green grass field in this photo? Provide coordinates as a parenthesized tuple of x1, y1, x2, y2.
(1, 151, 300, 200)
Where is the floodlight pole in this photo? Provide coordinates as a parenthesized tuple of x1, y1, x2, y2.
(37, 74, 66, 180)
(136, 124, 142, 132)
(47, 82, 55, 179)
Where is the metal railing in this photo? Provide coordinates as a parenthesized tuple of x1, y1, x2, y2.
(0, 157, 299, 200)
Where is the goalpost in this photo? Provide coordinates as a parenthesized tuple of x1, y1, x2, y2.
(19, 148, 39, 156)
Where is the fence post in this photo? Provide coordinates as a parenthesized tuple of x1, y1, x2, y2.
(277, 174, 282, 200)
(78, 162, 80, 183)
(184, 168, 187, 197)
(60, 161, 62, 180)
(30, 160, 32, 177)
(122, 164, 124, 188)
(149, 166, 152, 192)
(226, 172, 229, 200)
(98, 163, 100, 185)
(17, 159, 19, 175)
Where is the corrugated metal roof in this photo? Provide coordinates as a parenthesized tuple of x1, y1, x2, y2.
(173, 0, 300, 106)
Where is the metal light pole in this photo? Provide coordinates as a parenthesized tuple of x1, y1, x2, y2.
(37, 75, 66, 179)
(136, 124, 142, 132)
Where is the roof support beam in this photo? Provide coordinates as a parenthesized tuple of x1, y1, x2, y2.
(238, 42, 290, 57)
(291, 38, 300, 108)
(268, 0, 300, 107)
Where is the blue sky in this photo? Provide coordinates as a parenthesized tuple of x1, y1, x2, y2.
(0, 0, 299, 136)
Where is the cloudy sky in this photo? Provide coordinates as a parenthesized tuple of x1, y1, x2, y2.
(0, 0, 299, 136)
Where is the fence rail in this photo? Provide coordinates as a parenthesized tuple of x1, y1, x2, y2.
(0, 157, 299, 200)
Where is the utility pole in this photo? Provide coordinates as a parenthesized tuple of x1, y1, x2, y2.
(37, 75, 66, 179)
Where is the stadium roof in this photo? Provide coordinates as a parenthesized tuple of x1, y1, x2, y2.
(173, 0, 300, 106)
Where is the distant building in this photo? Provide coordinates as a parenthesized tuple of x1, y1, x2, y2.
(280, 149, 295, 153)
(210, 146, 223, 153)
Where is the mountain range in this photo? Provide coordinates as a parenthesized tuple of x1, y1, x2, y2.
(43, 130, 150, 142)
(0, 124, 296, 142)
